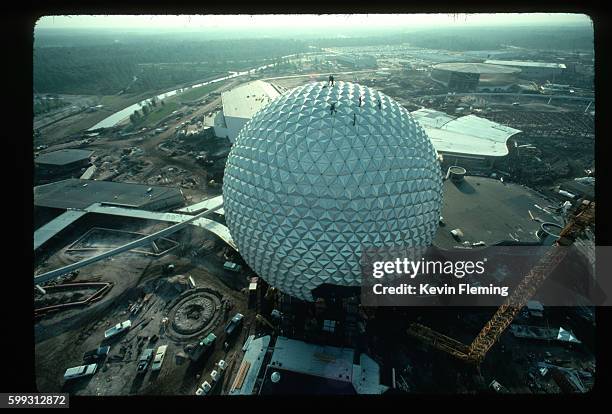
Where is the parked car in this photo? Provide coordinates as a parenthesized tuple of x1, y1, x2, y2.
(104, 320, 131, 339)
(195, 381, 212, 396)
(225, 313, 244, 338)
(83, 346, 111, 364)
(63, 363, 97, 381)
(223, 261, 242, 272)
(151, 345, 168, 372)
(216, 359, 227, 372)
(137, 348, 155, 373)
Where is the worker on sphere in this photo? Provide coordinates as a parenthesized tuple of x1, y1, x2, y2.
(330, 102, 337, 115)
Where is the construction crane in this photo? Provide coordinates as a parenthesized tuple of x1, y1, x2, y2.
(408, 200, 595, 364)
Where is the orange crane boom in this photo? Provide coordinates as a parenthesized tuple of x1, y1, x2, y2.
(408, 200, 595, 364)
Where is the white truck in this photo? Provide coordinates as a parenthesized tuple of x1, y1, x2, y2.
(63, 363, 98, 381)
(104, 320, 132, 339)
(151, 345, 168, 372)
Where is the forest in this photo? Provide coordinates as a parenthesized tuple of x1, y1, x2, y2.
(33, 35, 309, 95)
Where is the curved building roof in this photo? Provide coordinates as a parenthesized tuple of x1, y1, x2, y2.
(221, 80, 284, 119)
(432, 62, 521, 75)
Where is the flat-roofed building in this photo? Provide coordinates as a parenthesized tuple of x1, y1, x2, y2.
(34, 178, 184, 211)
(35, 149, 94, 184)
(411, 108, 522, 170)
(258, 337, 388, 395)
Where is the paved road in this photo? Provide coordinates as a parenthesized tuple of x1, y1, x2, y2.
(34, 95, 99, 130)
(176, 195, 224, 215)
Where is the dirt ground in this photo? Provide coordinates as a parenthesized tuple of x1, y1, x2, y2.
(34, 216, 256, 395)
(35, 81, 240, 203)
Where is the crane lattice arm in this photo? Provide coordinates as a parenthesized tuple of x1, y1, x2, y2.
(407, 200, 595, 364)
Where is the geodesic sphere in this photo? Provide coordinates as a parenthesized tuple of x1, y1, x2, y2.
(223, 81, 443, 301)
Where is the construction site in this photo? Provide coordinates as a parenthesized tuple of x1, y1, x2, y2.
(33, 28, 596, 397)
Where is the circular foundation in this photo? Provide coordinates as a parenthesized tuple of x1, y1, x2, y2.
(165, 287, 224, 341)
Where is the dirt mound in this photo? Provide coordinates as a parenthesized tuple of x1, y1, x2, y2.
(153, 274, 193, 300)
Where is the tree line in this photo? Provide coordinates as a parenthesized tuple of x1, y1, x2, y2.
(34, 38, 310, 95)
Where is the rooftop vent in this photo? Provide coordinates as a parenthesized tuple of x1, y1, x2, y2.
(447, 166, 467, 182)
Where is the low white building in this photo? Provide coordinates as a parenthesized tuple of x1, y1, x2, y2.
(411, 108, 522, 169)
(206, 80, 285, 143)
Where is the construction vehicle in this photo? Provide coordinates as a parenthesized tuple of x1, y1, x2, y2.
(104, 320, 132, 339)
(190, 332, 216, 362)
(82, 346, 110, 364)
(225, 313, 244, 339)
(407, 200, 595, 364)
(223, 261, 242, 272)
(151, 345, 168, 372)
(63, 363, 98, 382)
(137, 348, 155, 374)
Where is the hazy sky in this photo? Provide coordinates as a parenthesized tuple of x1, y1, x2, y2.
(36, 13, 592, 30)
